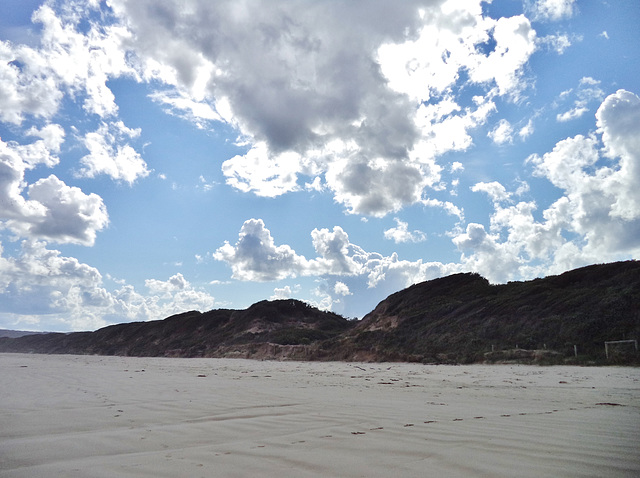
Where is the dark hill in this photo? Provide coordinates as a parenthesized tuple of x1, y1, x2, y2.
(325, 261, 640, 363)
(0, 300, 353, 359)
(0, 262, 638, 363)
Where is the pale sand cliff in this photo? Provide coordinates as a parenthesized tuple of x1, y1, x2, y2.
(1, 354, 639, 477)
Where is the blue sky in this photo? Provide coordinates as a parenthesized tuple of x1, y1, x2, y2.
(1, 0, 639, 332)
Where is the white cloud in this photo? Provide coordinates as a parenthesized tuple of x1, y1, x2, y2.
(79, 121, 149, 184)
(213, 218, 311, 281)
(450, 161, 464, 173)
(145, 273, 189, 298)
(271, 285, 294, 300)
(334, 281, 352, 296)
(537, 33, 572, 54)
(454, 90, 640, 283)
(556, 106, 588, 122)
(214, 218, 460, 305)
(0, 240, 216, 331)
(518, 119, 535, 139)
(197, 175, 215, 192)
(526, 0, 576, 22)
(384, 218, 427, 243)
(101, 0, 538, 216)
(0, 136, 108, 246)
(144, 273, 215, 313)
(0, 3, 134, 125)
(222, 143, 302, 198)
(15, 124, 66, 168)
(488, 119, 514, 144)
(556, 77, 604, 122)
(471, 181, 512, 203)
(25, 175, 109, 246)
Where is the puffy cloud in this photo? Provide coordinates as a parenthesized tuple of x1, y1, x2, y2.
(214, 218, 462, 305)
(79, 121, 149, 184)
(378, 4, 536, 100)
(450, 161, 464, 173)
(471, 181, 511, 203)
(310, 226, 367, 275)
(213, 218, 310, 281)
(334, 281, 352, 296)
(325, 155, 428, 217)
(0, 240, 216, 331)
(13, 124, 66, 168)
(270, 285, 295, 300)
(25, 175, 109, 246)
(145, 273, 189, 298)
(0, 3, 134, 125)
(454, 90, 640, 282)
(0, 136, 108, 246)
(103, 0, 538, 216)
(488, 119, 514, 144)
(0, 239, 111, 330)
(143, 273, 215, 313)
(384, 218, 427, 243)
(222, 143, 302, 197)
(451, 222, 525, 283)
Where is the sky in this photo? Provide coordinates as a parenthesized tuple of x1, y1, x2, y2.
(0, 0, 639, 332)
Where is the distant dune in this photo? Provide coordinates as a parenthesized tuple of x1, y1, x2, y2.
(1, 261, 638, 364)
(0, 330, 47, 339)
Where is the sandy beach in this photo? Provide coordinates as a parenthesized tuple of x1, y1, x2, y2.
(1, 354, 639, 477)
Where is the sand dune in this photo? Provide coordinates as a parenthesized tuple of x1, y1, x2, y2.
(1, 354, 639, 477)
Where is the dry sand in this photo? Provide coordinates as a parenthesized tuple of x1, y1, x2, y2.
(1, 354, 639, 477)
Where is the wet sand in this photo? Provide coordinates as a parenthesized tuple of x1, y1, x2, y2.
(1, 353, 639, 477)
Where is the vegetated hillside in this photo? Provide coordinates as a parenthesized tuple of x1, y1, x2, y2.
(0, 261, 638, 364)
(324, 261, 640, 364)
(0, 300, 354, 359)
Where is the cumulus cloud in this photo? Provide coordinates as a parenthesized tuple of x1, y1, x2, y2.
(454, 90, 640, 282)
(270, 285, 295, 300)
(213, 218, 311, 281)
(79, 121, 149, 184)
(101, 0, 538, 216)
(25, 175, 109, 246)
(0, 240, 216, 331)
(384, 218, 427, 243)
(214, 217, 459, 304)
(0, 3, 133, 125)
(471, 181, 511, 203)
(334, 281, 352, 296)
(488, 119, 514, 144)
(0, 136, 109, 246)
(144, 273, 215, 313)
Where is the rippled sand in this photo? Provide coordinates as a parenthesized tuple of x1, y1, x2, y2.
(1, 353, 639, 477)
